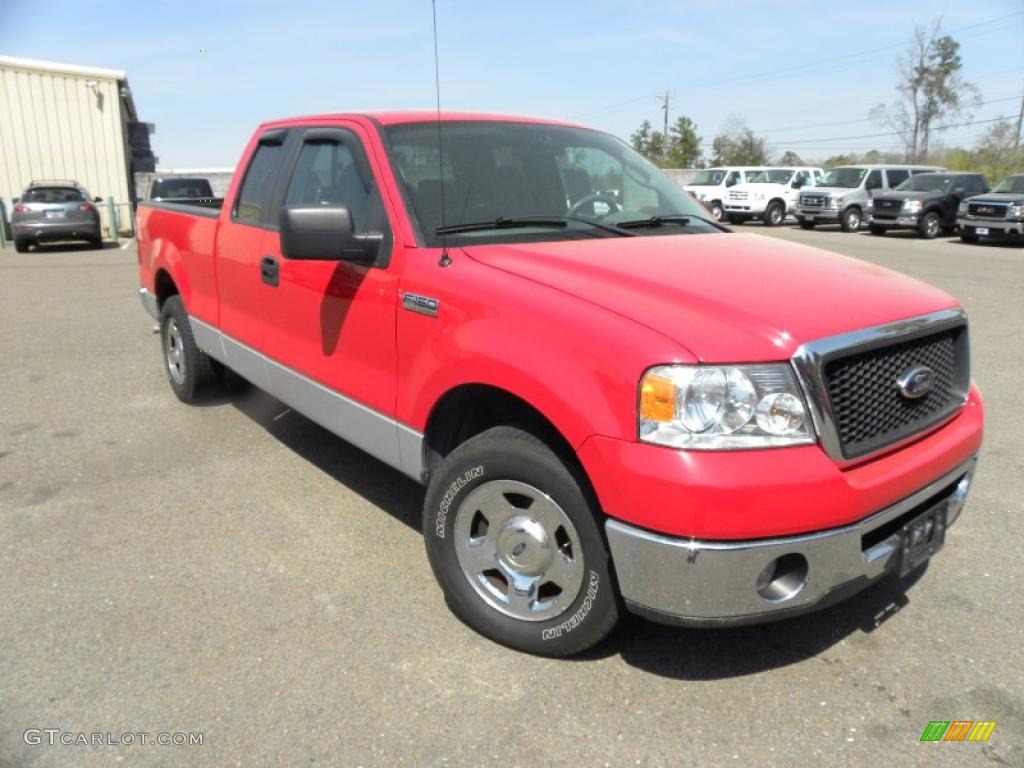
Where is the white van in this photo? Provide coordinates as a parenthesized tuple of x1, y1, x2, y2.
(684, 167, 764, 222)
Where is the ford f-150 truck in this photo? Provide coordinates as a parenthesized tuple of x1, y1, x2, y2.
(137, 112, 984, 656)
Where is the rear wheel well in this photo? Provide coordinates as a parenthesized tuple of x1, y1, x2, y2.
(154, 269, 179, 309)
(423, 385, 577, 479)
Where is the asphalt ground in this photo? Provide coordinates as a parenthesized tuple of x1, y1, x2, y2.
(1, 226, 1022, 767)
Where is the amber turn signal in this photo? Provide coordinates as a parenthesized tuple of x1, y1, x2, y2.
(640, 372, 676, 422)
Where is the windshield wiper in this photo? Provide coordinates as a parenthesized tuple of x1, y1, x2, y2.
(615, 214, 720, 230)
(435, 215, 634, 237)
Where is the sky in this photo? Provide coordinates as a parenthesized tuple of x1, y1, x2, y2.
(2, 0, 1022, 168)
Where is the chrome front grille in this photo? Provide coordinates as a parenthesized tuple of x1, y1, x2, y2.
(967, 201, 1008, 218)
(800, 195, 826, 208)
(792, 309, 971, 463)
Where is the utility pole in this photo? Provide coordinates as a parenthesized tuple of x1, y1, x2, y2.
(1015, 88, 1023, 151)
(660, 91, 670, 162)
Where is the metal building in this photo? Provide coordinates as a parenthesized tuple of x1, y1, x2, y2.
(0, 54, 155, 238)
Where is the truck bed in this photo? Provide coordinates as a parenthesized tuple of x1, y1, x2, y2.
(138, 198, 224, 218)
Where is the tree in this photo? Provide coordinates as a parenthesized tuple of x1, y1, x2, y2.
(970, 119, 1024, 181)
(870, 18, 980, 162)
(665, 116, 702, 168)
(630, 120, 666, 163)
(823, 154, 854, 168)
(710, 121, 771, 165)
(778, 150, 804, 166)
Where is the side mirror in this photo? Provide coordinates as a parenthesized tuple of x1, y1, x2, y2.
(792, 179, 803, 189)
(279, 205, 381, 263)
(12, 197, 19, 203)
(94, 196, 103, 203)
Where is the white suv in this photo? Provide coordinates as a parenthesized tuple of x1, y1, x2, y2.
(684, 167, 764, 222)
(722, 167, 823, 226)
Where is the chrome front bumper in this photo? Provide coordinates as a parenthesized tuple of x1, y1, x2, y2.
(956, 217, 1023, 236)
(606, 456, 976, 626)
(797, 209, 839, 222)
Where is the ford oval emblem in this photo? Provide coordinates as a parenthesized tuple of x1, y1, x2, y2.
(897, 366, 934, 399)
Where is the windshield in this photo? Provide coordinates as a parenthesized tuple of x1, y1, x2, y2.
(688, 169, 726, 186)
(895, 174, 952, 193)
(745, 169, 794, 184)
(992, 174, 1024, 194)
(818, 167, 867, 189)
(386, 121, 716, 245)
(153, 179, 213, 198)
(23, 187, 85, 203)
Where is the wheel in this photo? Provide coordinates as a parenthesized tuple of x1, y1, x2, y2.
(708, 201, 724, 222)
(726, 214, 745, 225)
(918, 211, 941, 239)
(840, 207, 862, 232)
(14, 238, 30, 253)
(869, 224, 887, 236)
(762, 200, 785, 226)
(798, 219, 815, 230)
(960, 232, 979, 244)
(159, 295, 218, 403)
(423, 426, 620, 656)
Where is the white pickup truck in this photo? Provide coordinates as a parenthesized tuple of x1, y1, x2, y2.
(683, 167, 764, 222)
(723, 167, 823, 226)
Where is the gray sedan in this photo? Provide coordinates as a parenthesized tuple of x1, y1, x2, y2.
(12, 182, 103, 252)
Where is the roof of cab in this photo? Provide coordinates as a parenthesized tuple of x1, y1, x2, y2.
(258, 110, 584, 129)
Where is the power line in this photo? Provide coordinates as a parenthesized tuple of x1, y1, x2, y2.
(760, 116, 1008, 147)
(571, 10, 1024, 119)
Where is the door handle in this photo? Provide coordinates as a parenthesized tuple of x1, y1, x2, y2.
(260, 255, 279, 287)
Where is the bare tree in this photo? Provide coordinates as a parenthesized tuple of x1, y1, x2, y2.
(870, 19, 980, 162)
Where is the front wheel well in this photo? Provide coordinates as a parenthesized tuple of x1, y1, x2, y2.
(423, 384, 576, 479)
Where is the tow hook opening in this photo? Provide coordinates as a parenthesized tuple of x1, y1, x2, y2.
(756, 553, 809, 602)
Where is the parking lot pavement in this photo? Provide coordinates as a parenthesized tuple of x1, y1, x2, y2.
(1, 231, 1022, 768)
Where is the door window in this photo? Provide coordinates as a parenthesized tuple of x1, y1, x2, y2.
(725, 171, 741, 187)
(234, 141, 286, 224)
(284, 139, 370, 229)
(886, 169, 910, 188)
(865, 170, 883, 190)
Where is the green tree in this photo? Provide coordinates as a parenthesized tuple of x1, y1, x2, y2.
(665, 116, 702, 168)
(710, 121, 771, 165)
(823, 154, 854, 168)
(970, 119, 1024, 181)
(870, 18, 980, 162)
(630, 120, 666, 163)
(778, 150, 804, 166)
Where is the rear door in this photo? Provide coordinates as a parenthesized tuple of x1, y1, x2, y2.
(214, 129, 291, 381)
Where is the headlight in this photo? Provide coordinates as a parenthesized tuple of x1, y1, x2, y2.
(958, 201, 969, 215)
(903, 200, 922, 213)
(639, 364, 815, 449)
(831, 197, 842, 208)
(865, 201, 874, 213)
(1009, 204, 1023, 219)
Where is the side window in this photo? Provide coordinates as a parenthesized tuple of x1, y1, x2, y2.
(968, 177, 986, 195)
(886, 169, 909, 188)
(284, 140, 370, 229)
(793, 171, 811, 188)
(234, 142, 285, 224)
(726, 171, 741, 187)
(865, 170, 883, 190)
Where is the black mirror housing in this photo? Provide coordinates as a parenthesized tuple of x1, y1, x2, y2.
(279, 205, 381, 263)
(94, 196, 103, 203)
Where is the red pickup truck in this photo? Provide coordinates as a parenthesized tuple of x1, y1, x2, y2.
(137, 111, 983, 656)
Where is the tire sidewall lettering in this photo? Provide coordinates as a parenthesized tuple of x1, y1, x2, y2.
(434, 465, 484, 539)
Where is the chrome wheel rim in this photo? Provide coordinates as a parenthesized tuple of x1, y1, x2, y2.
(925, 215, 939, 237)
(165, 319, 186, 385)
(769, 205, 782, 224)
(453, 479, 585, 622)
(846, 211, 860, 229)
(711, 203, 723, 221)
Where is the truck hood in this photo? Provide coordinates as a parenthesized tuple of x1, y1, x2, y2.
(463, 233, 957, 363)
(873, 190, 944, 204)
(965, 192, 1024, 204)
